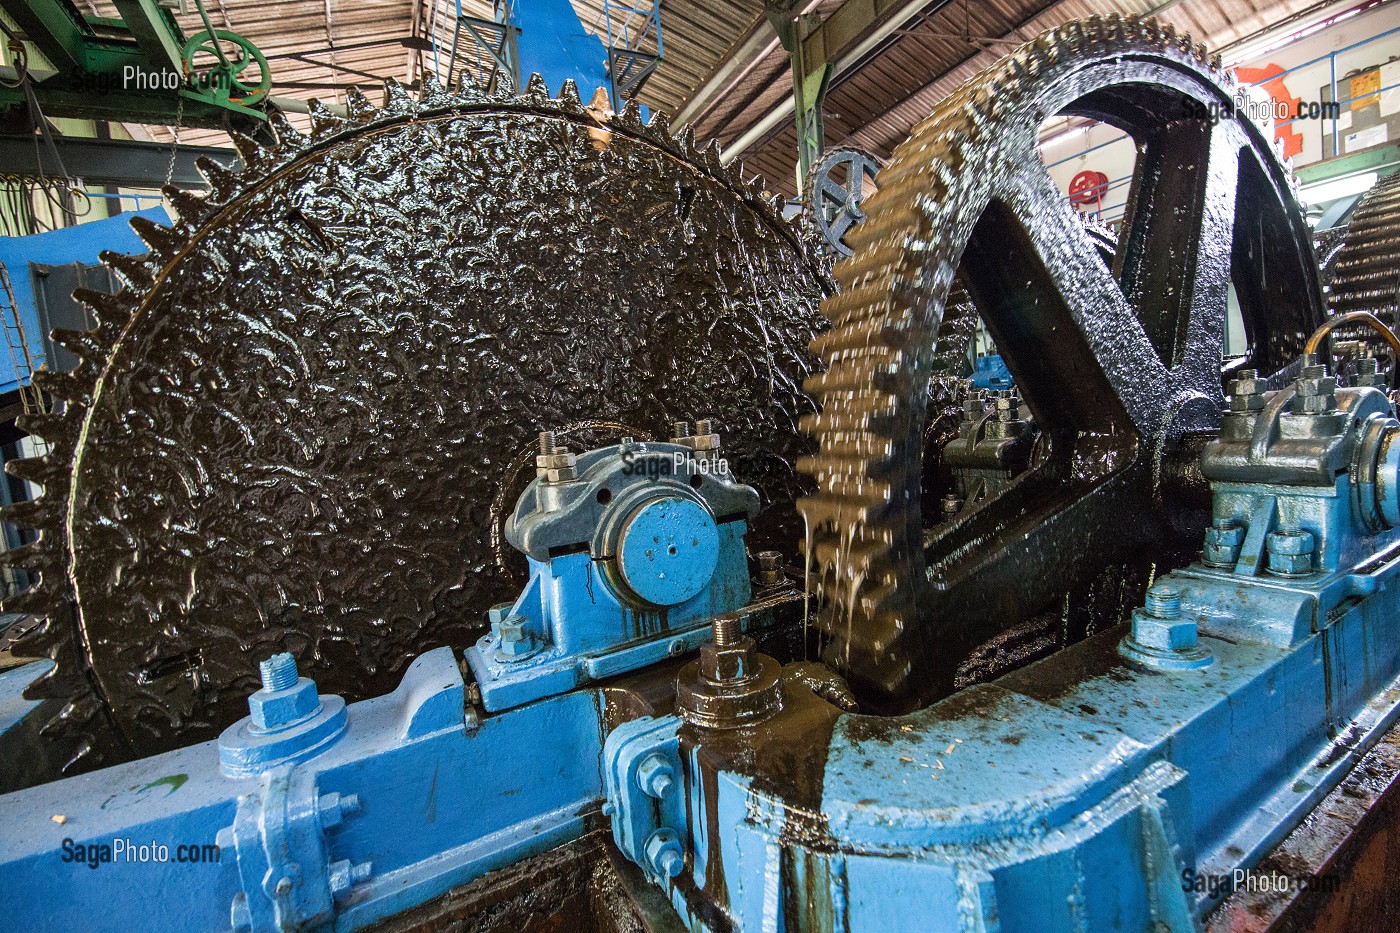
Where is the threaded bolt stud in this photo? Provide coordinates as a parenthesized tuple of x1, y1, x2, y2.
(712, 614, 740, 647)
(260, 652, 298, 692)
(538, 431, 556, 455)
(695, 419, 714, 435)
(1145, 584, 1182, 621)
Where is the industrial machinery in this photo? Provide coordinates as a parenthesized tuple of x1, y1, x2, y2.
(4, 13, 1400, 932)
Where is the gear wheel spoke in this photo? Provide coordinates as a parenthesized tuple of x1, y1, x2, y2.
(799, 15, 1326, 712)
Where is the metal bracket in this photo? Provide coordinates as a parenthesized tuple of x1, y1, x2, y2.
(220, 765, 370, 933)
(603, 715, 684, 885)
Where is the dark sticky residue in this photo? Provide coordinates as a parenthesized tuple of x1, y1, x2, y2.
(677, 681, 844, 929)
(52, 105, 829, 757)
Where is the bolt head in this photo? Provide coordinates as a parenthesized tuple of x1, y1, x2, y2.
(249, 677, 320, 732)
(1229, 393, 1266, 412)
(1206, 523, 1245, 547)
(643, 830, 684, 880)
(700, 636, 756, 682)
(1131, 611, 1199, 652)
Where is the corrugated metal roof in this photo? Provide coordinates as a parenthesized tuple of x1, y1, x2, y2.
(79, 0, 770, 150)
(730, 0, 1339, 195)
(66, 0, 1372, 191)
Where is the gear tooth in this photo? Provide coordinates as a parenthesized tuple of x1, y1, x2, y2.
(724, 157, 746, 187)
(616, 99, 644, 129)
(645, 110, 671, 139)
(18, 412, 76, 451)
(748, 173, 767, 200)
(0, 541, 39, 569)
(5, 452, 56, 483)
(308, 99, 349, 139)
(43, 689, 101, 736)
(58, 738, 98, 774)
(99, 249, 156, 290)
(50, 327, 106, 365)
(162, 185, 213, 227)
(676, 125, 696, 156)
(4, 499, 54, 529)
(382, 76, 417, 113)
(33, 368, 85, 406)
(195, 155, 241, 200)
(525, 72, 550, 102)
(557, 78, 582, 109)
(586, 86, 614, 122)
(267, 109, 308, 153)
(420, 74, 454, 106)
(4, 584, 55, 618)
(701, 138, 724, 170)
(228, 130, 268, 170)
(128, 215, 184, 260)
(344, 87, 377, 123)
(71, 285, 135, 330)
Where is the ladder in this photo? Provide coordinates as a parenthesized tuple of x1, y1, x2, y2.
(0, 261, 47, 418)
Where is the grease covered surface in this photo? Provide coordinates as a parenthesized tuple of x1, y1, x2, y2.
(62, 104, 828, 754)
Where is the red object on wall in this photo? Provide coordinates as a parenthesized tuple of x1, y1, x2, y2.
(1069, 170, 1109, 207)
(1236, 63, 1304, 158)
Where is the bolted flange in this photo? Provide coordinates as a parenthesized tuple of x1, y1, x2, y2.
(1119, 582, 1212, 671)
(676, 615, 782, 729)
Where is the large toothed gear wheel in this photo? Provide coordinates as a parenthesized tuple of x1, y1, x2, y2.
(1326, 169, 1400, 328)
(799, 15, 1326, 713)
(5, 77, 831, 772)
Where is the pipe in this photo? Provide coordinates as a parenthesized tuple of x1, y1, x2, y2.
(1304, 311, 1400, 358)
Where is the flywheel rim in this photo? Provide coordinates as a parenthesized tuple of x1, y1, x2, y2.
(798, 14, 1326, 713)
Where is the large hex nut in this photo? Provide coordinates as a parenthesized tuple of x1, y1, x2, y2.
(535, 451, 578, 482)
(249, 677, 321, 732)
(700, 637, 757, 682)
(1130, 612, 1199, 652)
(1228, 393, 1266, 412)
(1203, 522, 1245, 567)
(1266, 530, 1314, 575)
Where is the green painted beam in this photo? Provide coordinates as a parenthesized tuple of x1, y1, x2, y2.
(0, 85, 263, 132)
(1295, 143, 1400, 185)
(5, 0, 91, 69)
(109, 0, 184, 73)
